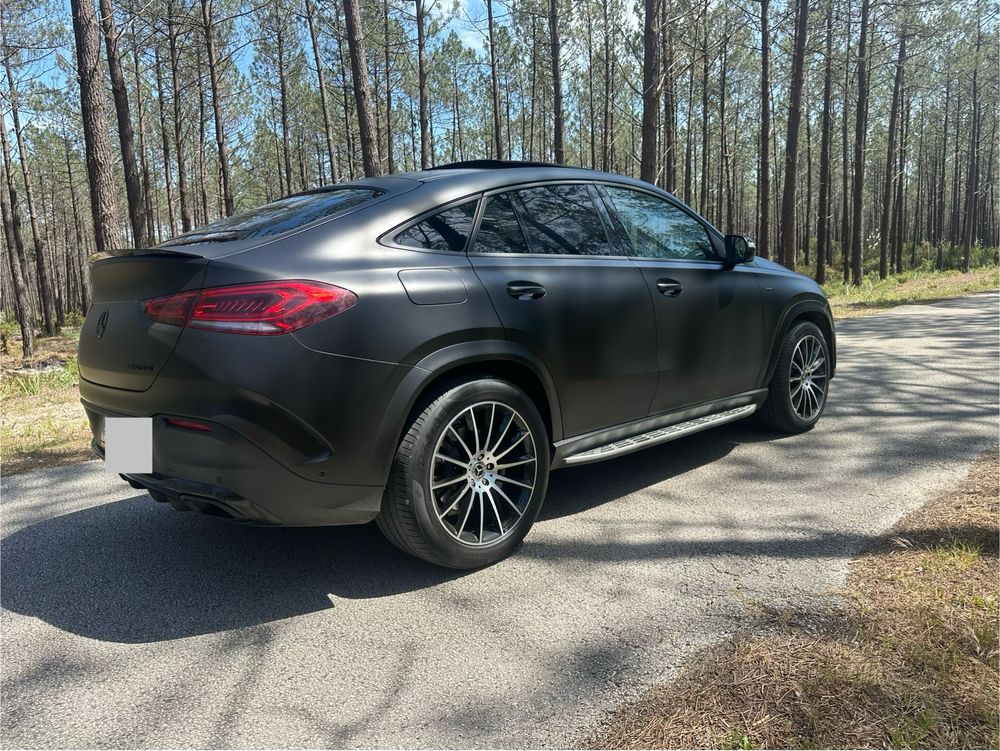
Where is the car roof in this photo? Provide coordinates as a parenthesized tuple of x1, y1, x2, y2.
(335, 161, 671, 199)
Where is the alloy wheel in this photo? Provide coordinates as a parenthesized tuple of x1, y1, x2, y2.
(430, 401, 537, 547)
(789, 334, 827, 421)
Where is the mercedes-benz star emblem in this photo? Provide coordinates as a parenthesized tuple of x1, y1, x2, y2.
(96, 309, 109, 338)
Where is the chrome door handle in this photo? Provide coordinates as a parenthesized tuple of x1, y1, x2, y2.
(656, 279, 684, 297)
(506, 282, 547, 301)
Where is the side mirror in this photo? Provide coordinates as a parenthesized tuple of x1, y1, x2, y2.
(723, 234, 756, 265)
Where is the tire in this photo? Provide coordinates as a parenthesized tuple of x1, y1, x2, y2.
(757, 321, 831, 434)
(376, 377, 550, 569)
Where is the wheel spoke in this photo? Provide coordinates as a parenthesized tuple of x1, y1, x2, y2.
(483, 403, 496, 453)
(448, 426, 474, 459)
(496, 457, 536, 470)
(494, 432, 529, 461)
(490, 413, 513, 454)
(495, 473, 532, 490)
(486, 491, 505, 535)
(455, 491, 475, 538)
(493, 484, 523, 517)
(438, 484, 471, 518)
(467, 406, 481, 453)
(435, 453, 468, 470)
(478, 494, 485, 543)
(433, 474, 467, 490)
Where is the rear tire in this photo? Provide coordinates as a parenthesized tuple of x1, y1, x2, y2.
(377, 378, 550, 569)
(757, 321, 830, 434)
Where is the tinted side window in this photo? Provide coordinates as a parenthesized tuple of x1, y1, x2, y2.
(472, 193, 530, 254)
(603, 187, 715, 261)
(162, 189, 382, 246)
(395, 200, 478, 252)
(514, 184, 612, 256)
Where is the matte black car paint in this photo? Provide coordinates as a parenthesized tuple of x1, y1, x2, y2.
(79, 164, 835, 528)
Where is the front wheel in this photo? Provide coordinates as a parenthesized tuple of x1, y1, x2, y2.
(757, 321, 831, 434)
(377, 378, 550, 569)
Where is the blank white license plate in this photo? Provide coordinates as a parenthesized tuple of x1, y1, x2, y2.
(104, 417, 153, 474)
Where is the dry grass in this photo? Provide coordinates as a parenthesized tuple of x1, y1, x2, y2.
(589, 453, 1000, 750)
(824, 267, 999, 319)
(1, 328, 93, 475)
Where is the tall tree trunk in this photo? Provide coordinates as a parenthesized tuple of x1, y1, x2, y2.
(639, 0, 659, 183)
(936, 81, 950, 268)
(130, 40, 155, 244)
(3, 61, 57, 334)
(343, 0, 382, 176)
(849, 0, 871, 285)
(661, 18, 676, 191)
(382, 0, 393, 172)
(758, 0, 771, 258)
(778, 0, 809, 268)
(839, 0, 852, 280)
(815, 0, 833, 284)
(166, 11, 192, 232)
(154, 49, 176, 238)
(549, 0, 565, 163)
(65, 136, 91, 312)
(487, 0, 503, 159)
(275, 16, 293, 193)
(0, 122, 34, 356)
(961, 0, 982, 272)
(698, 0, 708, 216)
(415, 0, 430, 168)
(201, 0, 236, 212)
(70, 0, 125, 253)
(894, 90, 910, 273)
(877, 33, 906, 279)
(98, 0, 147, 247)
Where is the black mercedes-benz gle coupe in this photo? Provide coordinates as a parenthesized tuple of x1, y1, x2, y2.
(79, 160, 836, 568)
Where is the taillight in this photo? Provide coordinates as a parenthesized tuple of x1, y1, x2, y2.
(164, 417, 212, 432)
(143, 280, 357, 335)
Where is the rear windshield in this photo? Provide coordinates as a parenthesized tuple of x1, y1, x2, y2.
(161, 189, 382, 246)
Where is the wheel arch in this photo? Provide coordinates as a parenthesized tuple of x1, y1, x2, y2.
(762, 298, 837, 386)
(373, 341, 562, 484)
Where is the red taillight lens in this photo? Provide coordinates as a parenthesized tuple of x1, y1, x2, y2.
(143, 280, 357, 335)
(143, 290, 198, 326)
(164, 417, 212, 432)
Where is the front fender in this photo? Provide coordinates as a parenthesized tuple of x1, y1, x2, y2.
(761, 296, 837, 386)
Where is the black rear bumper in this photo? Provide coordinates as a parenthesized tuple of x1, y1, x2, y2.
(86, 407, 383, 526)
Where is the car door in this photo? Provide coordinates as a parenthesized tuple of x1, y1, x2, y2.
(468, 182, 658, 438)
(597, 184, 764, 415)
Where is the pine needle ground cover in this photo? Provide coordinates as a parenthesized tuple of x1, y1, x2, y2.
(589, 452, 999, 750)
(1, 327, 92, 475)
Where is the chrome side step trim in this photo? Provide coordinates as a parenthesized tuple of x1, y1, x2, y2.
(562, 404, 757, 465)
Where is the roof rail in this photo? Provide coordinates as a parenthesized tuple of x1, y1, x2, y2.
(428, 159, 583, 171)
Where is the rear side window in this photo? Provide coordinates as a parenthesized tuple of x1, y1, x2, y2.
(602, 186, 714, 261)
(162, 189, 382, 246)
(472, 193, 530, 254)
(395, 200, 479, 252)
(514, 184, 613, 256)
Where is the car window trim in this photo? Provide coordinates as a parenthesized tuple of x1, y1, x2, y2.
(467, 179, 625, 259)
(594, 181, 727, 263)
(378, 194, 484, 254)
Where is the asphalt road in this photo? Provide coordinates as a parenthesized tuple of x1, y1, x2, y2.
(2, 293, 997, 749)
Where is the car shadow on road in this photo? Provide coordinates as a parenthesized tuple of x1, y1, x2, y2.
(0, 422, 786, 644)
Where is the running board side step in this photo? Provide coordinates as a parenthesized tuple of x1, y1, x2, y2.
(562, 404, 757, 465)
